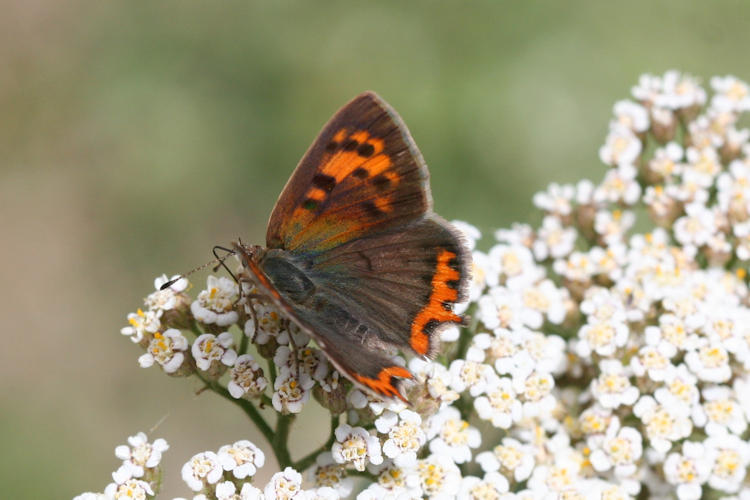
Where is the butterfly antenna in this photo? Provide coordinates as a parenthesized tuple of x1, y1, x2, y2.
(212, 245, 239, 284)
(159, 248, 237, 290)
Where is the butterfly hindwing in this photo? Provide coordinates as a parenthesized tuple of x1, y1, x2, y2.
(306, 215, 470, 358)
(266, 92, 431, 254)
(239, 245, 416, 401)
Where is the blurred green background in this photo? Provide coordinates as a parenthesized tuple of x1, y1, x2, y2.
(3, 0, 750, 497)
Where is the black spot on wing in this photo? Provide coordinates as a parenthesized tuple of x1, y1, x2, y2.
(423, 318, 440, 335)
(372, 174, 391, 191)
(343, 139, 359, 151)
(312, 174, 336, 193)
(389, 375, 399, 389)
(448, 256, 460, 271)
(352, 168, 369, 179)
(362, 200, 385, 218)
(357, 143, 375, 157)
(303, 199, 318, 211)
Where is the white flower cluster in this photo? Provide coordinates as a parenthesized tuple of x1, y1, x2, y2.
(99, 71, 750, 499)
(178, 440, 267, 500)
(73, 432, 168, 500)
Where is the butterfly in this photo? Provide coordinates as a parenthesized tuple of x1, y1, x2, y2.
(233, 92, 470, 402)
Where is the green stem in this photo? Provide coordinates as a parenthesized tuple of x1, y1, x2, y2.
(273, 413, 295, 468)
(455, 327, 472, 362)
(189, 320, 204, 338)
(194, 372, 275, 451)
(348, 469, 377, 479)
(152, 467, 163, 495)
(293, 415, 339, 472)
(454, 393, 473, 422)
(261, 393, 274, 408)
(268, 359, 278, 386)
(240, 330, 249, 355)
(453, 304, 478, 363)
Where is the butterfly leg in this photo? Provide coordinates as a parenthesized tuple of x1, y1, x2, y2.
(283, 318, 302, 380)
(235, 272, 271, 306)
(244, 296, 260, 343)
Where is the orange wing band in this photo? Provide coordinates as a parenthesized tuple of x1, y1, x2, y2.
(290, 128, 396, 223)
(352, 366, 413, 403)
(410, 249, 462, 355)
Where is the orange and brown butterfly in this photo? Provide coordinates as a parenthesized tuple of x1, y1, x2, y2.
(234, 92, 471, 402)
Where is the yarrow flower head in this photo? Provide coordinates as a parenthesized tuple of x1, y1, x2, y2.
(374, 409, 426, 468)
(273, 371, 315, 414)
(473, 376, 522, 429)
(121, 308, 161, 345)
(88, 70, 750, 500)
(331, 424, 383, 472)
(75, 431, 169, 499)
(112, 432, 169, 484)
(308, 452, 353, 498)
(104, 478, 154, 499)
(181, 451, 224, 492)
(414, 453, 462, 499)
(217, 440, 265, 479)
(145, 274, 188, 312)
(228, 353, 268, 399)
(663, 441, 712, 500)
(191, 331, 237, 376)
(138, 328, 191, 375)
(476, 437, 535, 484)
(191, 275, 239, 326)
(265, 466, 305, 499)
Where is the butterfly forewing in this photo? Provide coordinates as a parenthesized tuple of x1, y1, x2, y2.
(266, 92, 431, 254)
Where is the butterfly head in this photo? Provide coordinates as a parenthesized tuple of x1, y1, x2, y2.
(232, 241, 264, 267)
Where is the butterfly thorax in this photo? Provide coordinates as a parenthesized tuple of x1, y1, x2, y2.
(234, 242, 317, 306)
